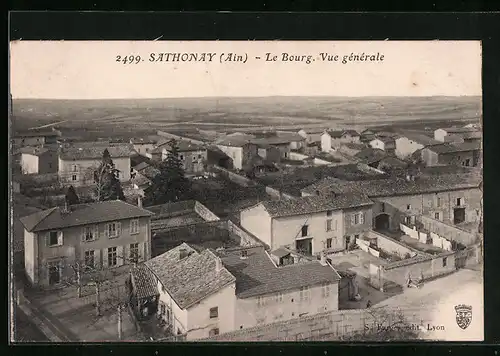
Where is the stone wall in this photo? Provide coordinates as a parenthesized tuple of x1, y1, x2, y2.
(418, 215, 478, 246)
(198, 305, 436, 341)
(366, 231, 421, 258)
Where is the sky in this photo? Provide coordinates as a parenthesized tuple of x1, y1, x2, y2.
(9, 41, 482, 99)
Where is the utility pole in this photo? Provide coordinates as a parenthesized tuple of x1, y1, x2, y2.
(118, 303, 122, 340)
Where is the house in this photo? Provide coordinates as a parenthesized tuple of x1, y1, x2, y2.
(11, 128, 61, 149)
(360, 129, 376, 143)
(274, 132, 307, 151)
(434, 127, 482, 144)
(419, 142, 481, 167)
(19, 199, 153, 287)
(133, 243, 341, 339)
(369, 137, 396, 153)
(19, 146, 58, 174)
(321, 129, 360, 152)
(256, 144, 282, 163)
(58, 142, 134, 187)
(142, 243, 237, 340)
(375, 156, 408, 172)
(130, 137, 162, 156)
(394, 133, 442, 160)
(251, 137, 292, 160)
(297, 128, 326, 144)
(301, 172, 482, 232)
(240, 194, 374, 255)
(215, 137, 258, 170)
(160, 140, 207, 175)
(219, 245, 341, 330)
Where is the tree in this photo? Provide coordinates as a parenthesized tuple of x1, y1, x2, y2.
(65, 185, 80, 205)
(93, 149, 126, 202)
(144, 139, 191, 205)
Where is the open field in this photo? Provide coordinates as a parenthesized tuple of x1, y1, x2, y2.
(12, 96, 481, 141)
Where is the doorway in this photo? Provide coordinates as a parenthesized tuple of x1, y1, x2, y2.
(453, 208, 466, 224)
(48, 262, 61, 285)
(375, 214, 390, 231)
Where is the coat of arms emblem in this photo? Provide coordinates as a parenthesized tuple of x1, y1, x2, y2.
(455, 304, 472, 330)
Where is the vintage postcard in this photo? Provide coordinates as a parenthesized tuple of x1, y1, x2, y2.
(9, 40, 483, 342)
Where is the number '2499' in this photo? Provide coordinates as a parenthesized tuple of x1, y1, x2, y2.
(116, 55, 142, 64)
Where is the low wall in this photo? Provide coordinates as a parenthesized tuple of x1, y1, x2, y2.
(227, 220, 265, 247)
(265, 186, 296, 200)
(418, 215, 478, 246)
(211, 165, 256, 187)
(365, 231, 420, 259)
(199, 305, 436, 342)
(194, 201, 220, 222)
(152, 220, 263, 256)
(373, 251, 456, 291)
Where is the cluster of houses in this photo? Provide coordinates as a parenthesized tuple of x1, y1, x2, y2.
(13, 120, 482, 341)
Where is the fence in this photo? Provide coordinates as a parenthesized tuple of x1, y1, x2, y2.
(198, 305, 437, 342)
(417, 215, 479, 246)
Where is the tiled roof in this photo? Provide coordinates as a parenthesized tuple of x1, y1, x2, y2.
(130, 136, 160, 144)
(271, 247, 292, 258)
(440, 127, 480, 134)
(20, 200, 153, 232)
(59, 143, 134, 160)
(427, 142, 481, 154)
(355, 148, 387, 164)
(215, 137, 253, 147)
(372, 136, 395, 144)
(131, 264, 160, 299)
(145, 243, 236, 309)
(343, 130, 360, 136)
(159, 140, 206, 152)
(398, 133, 442, 146)
(302, 173, 481, 197)
(133, 161, 151, 172)
(251, 137, 296, 146)
(342, 143, 366, 150)
(219, 247, 341, 298)
(258, 193, 374, 218)
(326, 130, 344, 138)
(378, 156, 408, 168)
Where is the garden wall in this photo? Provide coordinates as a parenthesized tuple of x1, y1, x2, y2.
(418, 215, 478, 246)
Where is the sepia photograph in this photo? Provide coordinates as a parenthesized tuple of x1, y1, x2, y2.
(9, 40, 483, 343)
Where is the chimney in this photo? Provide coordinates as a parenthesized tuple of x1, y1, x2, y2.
(179, 248, 189, 260)
(137, 195, 143, 208)
(215, 257, 223, 273)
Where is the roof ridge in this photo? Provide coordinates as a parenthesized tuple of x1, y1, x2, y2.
(30, 206, 58, 231)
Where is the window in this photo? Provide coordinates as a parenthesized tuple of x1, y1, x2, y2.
(209, 307, 218, 319)
(83, 226, 97, 242)
(107, 222, 120, 238)
(434, 212, 440, 220)
(72, 175, 77, 181)
(130, 219, 139, 234)
(301, 225, 308, 237)
(353, 212, 364, 225)
(326, 219, 332, 231)
(192, 155, 197, 162)
(326, 238, 332, 249)
(48, 231, 59, 246)
(442, 257, 447, 267)
(130, 243, 139, 263)
(209, 328, 219, 337)
(300, 286, 310, 302)
(84, 250, 95, 268)
(407, 204, 411, 210)
(108, 247, 117, 267)
(456, 198, 463, 206)
(198, 154, 202, 159)
(326, 210, 333, 217)
(436, 197, 441, 207)
(72, 164, 78, 172)
(381, 203, 385, 213)
(275, 292, 284, 303)
(321, 283, 330, 298)
(465, 159, 471, 167)
(180, 154, 184, 160)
